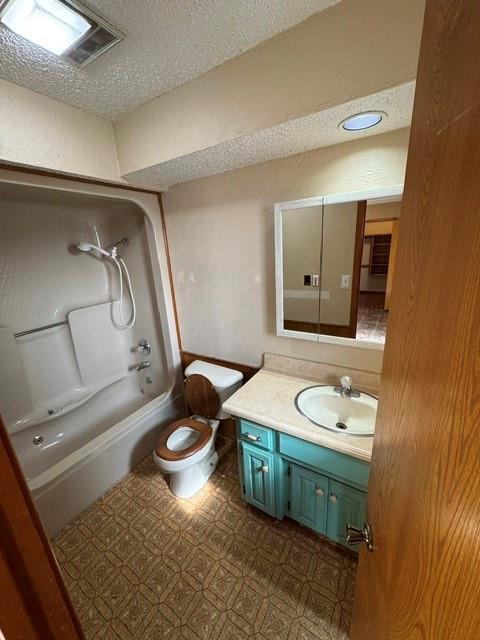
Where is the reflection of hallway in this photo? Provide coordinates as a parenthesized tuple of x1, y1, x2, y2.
(356, 292, 388, 343)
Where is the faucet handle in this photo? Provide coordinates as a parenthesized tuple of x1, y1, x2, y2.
(136, 338, 151, 355)
(340, 375, 352, 390)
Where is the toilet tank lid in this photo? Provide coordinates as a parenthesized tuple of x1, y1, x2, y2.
(185, 360, 243, 388)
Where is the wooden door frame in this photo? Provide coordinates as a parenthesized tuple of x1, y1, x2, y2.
(0, 416, 85, 639)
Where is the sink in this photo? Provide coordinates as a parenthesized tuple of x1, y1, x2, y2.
(295, 385, 377, 436)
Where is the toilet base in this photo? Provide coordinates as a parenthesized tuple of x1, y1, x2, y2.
(169, 448, 219, 498)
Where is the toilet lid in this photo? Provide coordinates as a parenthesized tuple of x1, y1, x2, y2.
(184, 374, 219, 419)
(155, 418, 213, 462)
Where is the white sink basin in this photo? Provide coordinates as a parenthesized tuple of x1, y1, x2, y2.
(295, 385, 377, 436)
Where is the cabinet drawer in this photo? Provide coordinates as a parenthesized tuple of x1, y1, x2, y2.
(278, 433, 369, 490)
(238, 419, 274, 451)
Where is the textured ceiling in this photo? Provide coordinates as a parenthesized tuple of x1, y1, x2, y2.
(125, 82, 415, 189)
(0, 0, 340, 120)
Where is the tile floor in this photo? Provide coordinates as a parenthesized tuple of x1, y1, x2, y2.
(356, 293, 388, 344)
(53, 438, 357, 640)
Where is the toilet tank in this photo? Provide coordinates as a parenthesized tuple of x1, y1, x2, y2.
(184, 360, 243, 420)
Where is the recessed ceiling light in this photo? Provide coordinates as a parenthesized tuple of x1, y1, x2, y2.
(0, 0, 92, 55)
(340, 112, 385, 132)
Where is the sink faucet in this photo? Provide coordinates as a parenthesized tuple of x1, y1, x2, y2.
(131, 361, 151, 371)
(334, 375, 360, 398)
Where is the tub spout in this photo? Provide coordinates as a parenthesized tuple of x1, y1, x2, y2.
(131, 361, 151, 372)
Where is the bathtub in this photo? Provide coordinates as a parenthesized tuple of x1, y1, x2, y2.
(0, 169, 183, 536)
(18, 384, 183, 536)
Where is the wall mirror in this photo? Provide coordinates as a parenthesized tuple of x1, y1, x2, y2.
(274, 186, 403, 349)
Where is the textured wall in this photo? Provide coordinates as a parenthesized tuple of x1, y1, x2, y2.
(0, 79, 120, 180)
(163, 128, 410, 372)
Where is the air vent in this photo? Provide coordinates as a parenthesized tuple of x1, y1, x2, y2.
(62, 0, 124, 66)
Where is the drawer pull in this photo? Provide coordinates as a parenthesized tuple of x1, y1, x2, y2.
(315, 487, 324, 497)
(330, 493, 338, 503)
(260, 465, 269, 473)
(244, 432, 262, 442)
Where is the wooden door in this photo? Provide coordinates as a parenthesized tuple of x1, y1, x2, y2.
(0, 416, 85, 639)
(351, 1, 480, 638)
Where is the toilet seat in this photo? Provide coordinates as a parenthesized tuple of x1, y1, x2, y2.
(155, 418, 213, 462)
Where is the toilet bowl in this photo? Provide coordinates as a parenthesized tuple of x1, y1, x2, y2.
(154, 360, 242, 498)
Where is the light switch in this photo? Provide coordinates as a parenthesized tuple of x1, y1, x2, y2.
(341, 274, 351, 288)
(312, 274, 319, 287)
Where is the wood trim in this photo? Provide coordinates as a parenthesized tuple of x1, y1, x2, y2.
(283, 319, 353, 338)
(0, 161, 162, 195)
(364, 216, 399, 224)
(158, 194, 182, 350)
(364, 219, 395, 236)
(349, 201, 366, 338)
(181, 351, 259, 382)
(0, 415, 85, 639)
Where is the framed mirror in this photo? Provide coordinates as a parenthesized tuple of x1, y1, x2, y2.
(275, 186, 403, 349)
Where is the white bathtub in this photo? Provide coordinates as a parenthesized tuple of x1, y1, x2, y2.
(0, 170, 183, 537)
(22, 385, 183, 536)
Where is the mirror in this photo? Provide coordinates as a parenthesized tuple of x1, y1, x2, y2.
(275, 187, 403, 348)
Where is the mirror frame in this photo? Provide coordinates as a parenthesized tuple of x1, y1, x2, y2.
(274, 185, 404, 350)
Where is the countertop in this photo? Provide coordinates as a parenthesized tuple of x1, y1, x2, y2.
(223, 368, 374, 463)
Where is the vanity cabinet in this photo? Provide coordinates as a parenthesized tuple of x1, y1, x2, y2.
(237, 418, 369, 550)
(241, 443, 276, 516)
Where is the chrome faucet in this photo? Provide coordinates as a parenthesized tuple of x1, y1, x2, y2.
(131, 361, 151, 371)
(334, 375, 360, 398)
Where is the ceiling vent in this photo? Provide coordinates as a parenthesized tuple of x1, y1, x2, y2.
(63, 0, 124, 66)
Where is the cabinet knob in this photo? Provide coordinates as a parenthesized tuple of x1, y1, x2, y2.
(260, 465, 269, 473)
(330, 493, 338, 503)
(315, 487, 324, 497)
(244, 432, 262, 442)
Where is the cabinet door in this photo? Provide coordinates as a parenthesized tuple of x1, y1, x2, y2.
(327, 479, 367, 549)
(290, 464, 328, 534)
(242, 443, 275, 516)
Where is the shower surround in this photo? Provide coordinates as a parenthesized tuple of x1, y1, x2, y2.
(0, 170, 182, 535)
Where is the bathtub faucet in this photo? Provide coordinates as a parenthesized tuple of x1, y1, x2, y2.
(131, 361, 151, 371)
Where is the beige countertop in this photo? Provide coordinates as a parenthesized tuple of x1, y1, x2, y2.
(223, 368, 374, 463)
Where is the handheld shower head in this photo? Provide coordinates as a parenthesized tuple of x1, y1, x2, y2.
(76, 242, 111, 257)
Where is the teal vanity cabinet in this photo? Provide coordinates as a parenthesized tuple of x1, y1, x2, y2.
(237, 418, 369, 550)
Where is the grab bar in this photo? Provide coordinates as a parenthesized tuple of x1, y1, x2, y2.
(14, 320, 68, 338)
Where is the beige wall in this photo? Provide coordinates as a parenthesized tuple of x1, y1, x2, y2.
(163, 128, 410, 372)
(0, 79, 120, 180)
(283, 206, 322, 324)
(320, 201, 358, 325)
(366, 200, 402, 221)
(115, 0, 423, 176)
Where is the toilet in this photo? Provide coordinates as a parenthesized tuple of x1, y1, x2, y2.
(154, 360, 243, 498)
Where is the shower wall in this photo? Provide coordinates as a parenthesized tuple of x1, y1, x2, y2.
(0, 183, 170, 479)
